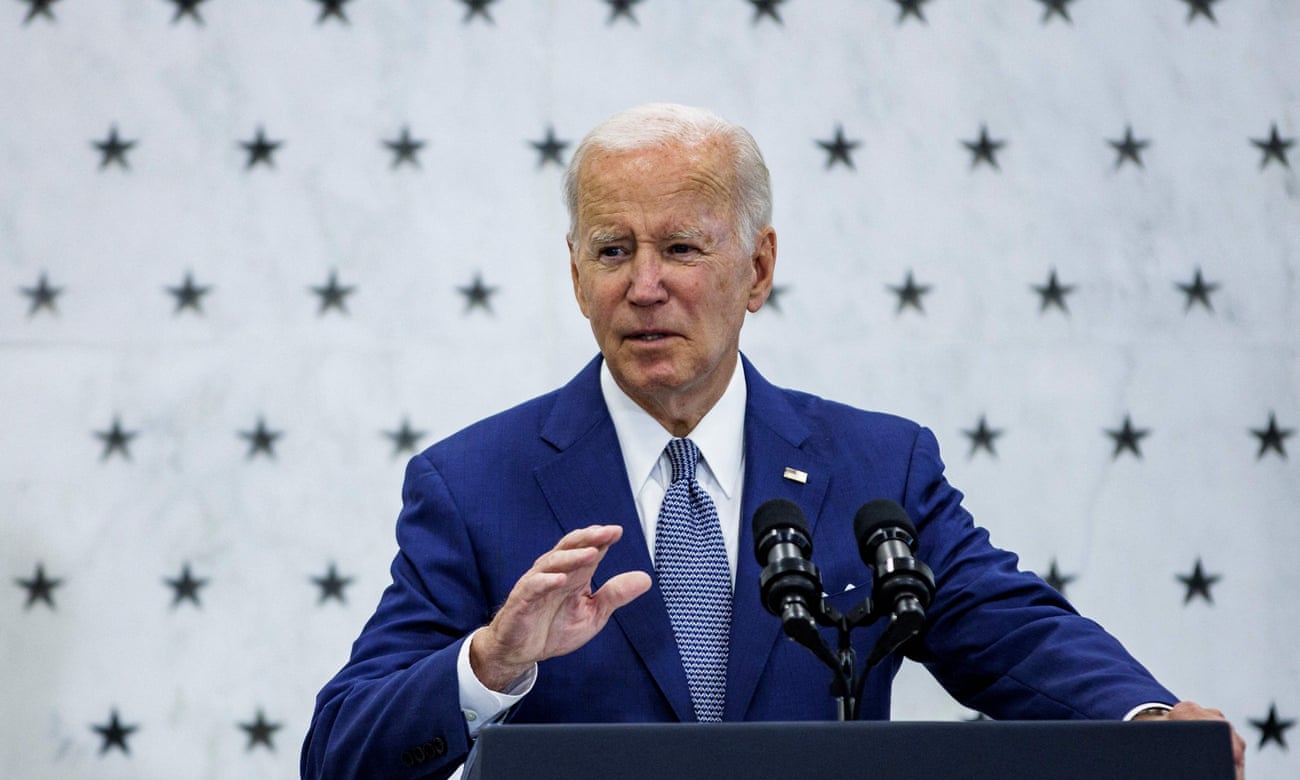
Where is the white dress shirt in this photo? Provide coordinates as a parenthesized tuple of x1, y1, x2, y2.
(601, 357, 747, 583)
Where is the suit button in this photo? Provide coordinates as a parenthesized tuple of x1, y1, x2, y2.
(428, 737, 446, 757)
(401, 750, 416, 767)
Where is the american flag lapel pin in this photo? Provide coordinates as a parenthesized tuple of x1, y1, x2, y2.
(782, 467, 808, 484)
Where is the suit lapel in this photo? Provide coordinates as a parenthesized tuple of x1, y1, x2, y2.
(533, 358, 696, 722)
(724, 357, 831, 720)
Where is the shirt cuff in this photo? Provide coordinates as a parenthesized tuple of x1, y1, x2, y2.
(457, 627, 537, 737)
(1123, 702, 1174, 721)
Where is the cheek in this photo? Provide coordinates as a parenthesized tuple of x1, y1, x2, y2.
(574, 271, 609, 317)
(576, 283, 596, 319)
(712, 267, 755, 314)
(579, 282, 618, 324)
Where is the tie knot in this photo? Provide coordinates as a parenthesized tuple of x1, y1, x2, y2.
(665, 438, 700, 484)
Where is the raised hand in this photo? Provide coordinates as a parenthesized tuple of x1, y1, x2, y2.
(469, 525, 652, 691)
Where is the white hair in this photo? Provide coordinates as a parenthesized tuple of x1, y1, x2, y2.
(563, 103, 772, 249)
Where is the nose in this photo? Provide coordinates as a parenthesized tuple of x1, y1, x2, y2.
(625, 248, 667, 306)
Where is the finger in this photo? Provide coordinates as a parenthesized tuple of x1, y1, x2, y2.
(512, 570, 569, 603)
(1169, 701, 1224, 721)
(531, 545, 603, 576)
(531, 526, 631, 580)
(553, 524, 624, 552)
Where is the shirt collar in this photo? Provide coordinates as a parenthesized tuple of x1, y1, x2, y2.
(601, 356, 747, 500)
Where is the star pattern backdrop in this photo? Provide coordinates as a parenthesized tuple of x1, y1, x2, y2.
(2, 1, 1297, 778)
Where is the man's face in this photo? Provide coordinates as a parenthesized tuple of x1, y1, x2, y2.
(569, 139, 775, 431)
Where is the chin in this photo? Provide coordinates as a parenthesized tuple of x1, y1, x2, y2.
(625, 369, 686, 394)
(611, 362, 689, 396)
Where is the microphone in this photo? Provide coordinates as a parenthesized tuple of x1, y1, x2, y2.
(752, 499, 824, 643)
(853, 499, 935, 665)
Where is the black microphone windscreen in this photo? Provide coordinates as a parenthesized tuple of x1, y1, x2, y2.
(752, 498, 809, 539)
(754, 501, 800, 564)
(853, 499, 916, 544)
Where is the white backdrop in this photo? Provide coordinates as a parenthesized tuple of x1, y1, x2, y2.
(1, 1, 1296, 778)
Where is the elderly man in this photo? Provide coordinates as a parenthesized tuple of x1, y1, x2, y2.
(302, 103, 1243, 779)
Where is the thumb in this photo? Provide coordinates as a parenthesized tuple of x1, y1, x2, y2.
(592, 570, 652, 615)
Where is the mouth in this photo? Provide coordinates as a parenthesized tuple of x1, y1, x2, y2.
(626, 330, 676, 342)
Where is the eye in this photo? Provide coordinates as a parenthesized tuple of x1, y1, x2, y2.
(597, 246, 628, 260)
(667, 243, 697, 256)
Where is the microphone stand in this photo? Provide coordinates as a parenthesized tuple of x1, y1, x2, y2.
(779, 595, 925, 721)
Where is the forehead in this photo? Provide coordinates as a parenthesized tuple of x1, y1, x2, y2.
(576, 140, 737, 234)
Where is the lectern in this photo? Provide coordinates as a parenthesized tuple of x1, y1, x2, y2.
(465, 720, 1233, 780)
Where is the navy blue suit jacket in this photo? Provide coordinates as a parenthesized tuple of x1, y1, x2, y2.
(302, 356, 1175, 779)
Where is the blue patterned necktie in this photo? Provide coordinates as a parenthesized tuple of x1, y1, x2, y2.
(654, 437, 732, 722)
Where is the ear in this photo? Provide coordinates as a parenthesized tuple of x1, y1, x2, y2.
(745, 227, 777, 313)
(568, 235, 591, 319)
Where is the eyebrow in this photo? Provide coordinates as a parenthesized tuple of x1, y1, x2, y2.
(586, 227, 709, 244)
(588, 229, 627, 244)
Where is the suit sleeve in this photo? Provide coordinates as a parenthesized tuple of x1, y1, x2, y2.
(899, 427, 1177, 719)
(301, 453, 489, 780)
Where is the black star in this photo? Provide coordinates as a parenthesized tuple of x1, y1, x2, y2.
(16, 563, 62, 610)
(164, 563, 208, 608)
(240, 126, 282, 169)
(530, 125, 570, 168)
(458, 273, 497, 314)
(748, 0, 784, 24)
(1249, 703, 1295, 750)
(93, 125, 136, 170)
(166, 271, 211, 314)
(1040, 559, 1077, 598)
(892, 0, 931, 24)
(1105, 414, 1149, 459)
(1251, 412, 1293, 460)
(816, 125, 861, 170)
(1176, 558, 1220, 605)
(762, 285, 790, 314)
(312, 562, 353, 604)
(1175, 267, 1219, 313)
(459, 0, 496, 24)
(1108, 125, 1150, 169)
(311, 270, 355, 315)
(20, 272, 62, 316)
(383, 126, 425, 169)
(312, 0, 351, 24)
(1251, 123, 1294, 170)
(605, 0, 642, 24)
(888, 270, 931, 314)
(96, 417, 138, 461)
(384, 418, 427, 456)
(1179, 0, 1220, 24)
(1032, 269, 1075, 314)
(240, 417, 282, 459)
(962, 415, 1003, 458)
(92, 709, 138, 755)
(963, 124, 1006, 170)
(167, 0, 207, 25)
(239, 709, 283, 751)
(19, 0, 59, 24)
(1035, 0, 1074, 23)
